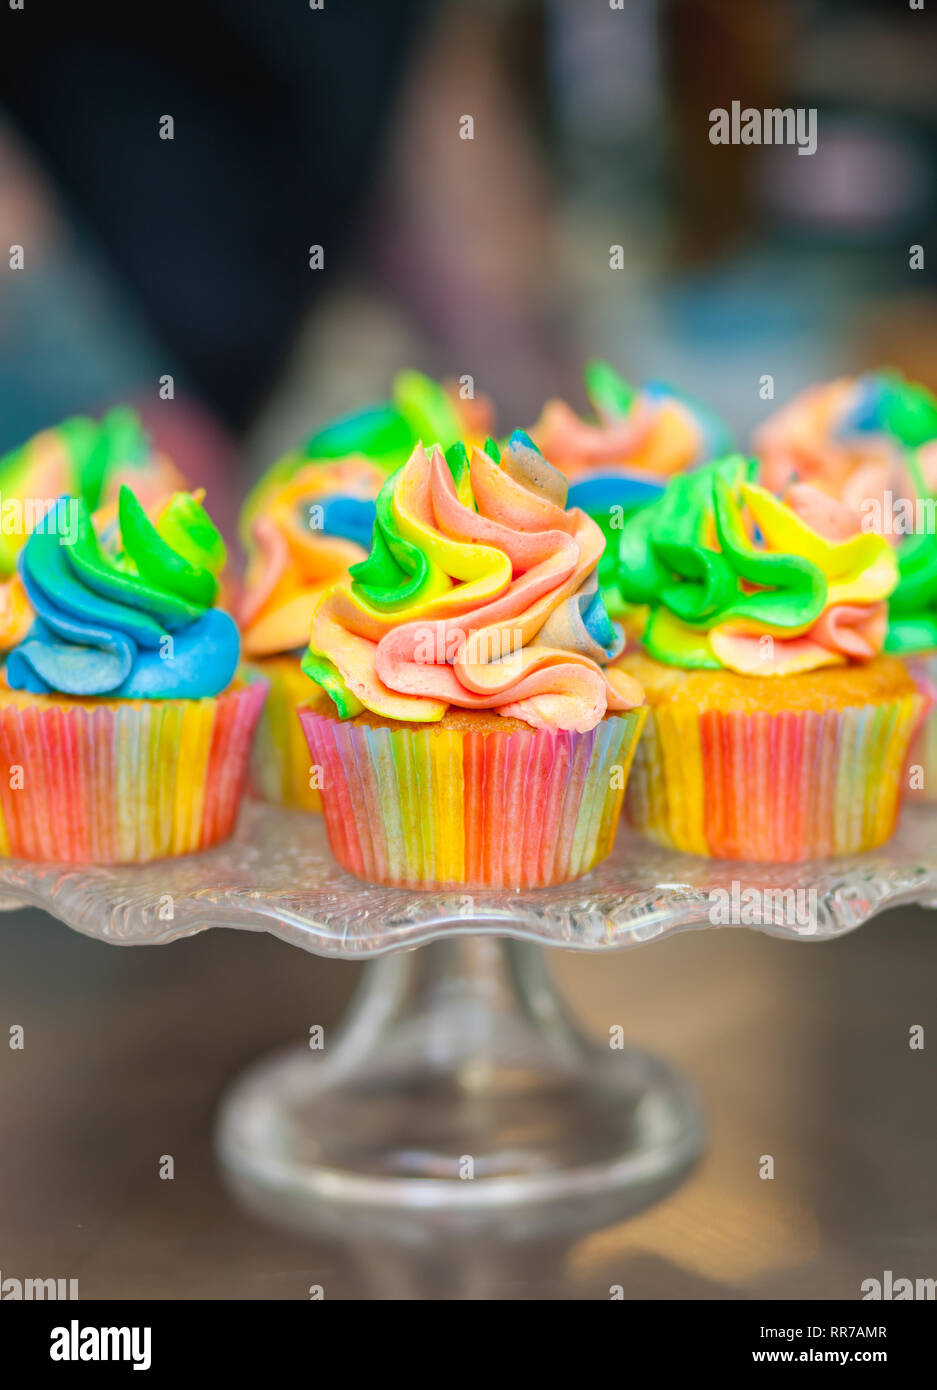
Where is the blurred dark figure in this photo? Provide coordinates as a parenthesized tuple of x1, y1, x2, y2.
(0, 0, 427, 430)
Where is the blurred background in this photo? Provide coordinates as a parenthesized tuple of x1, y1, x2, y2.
(1, 0, 936, 1300)
(1, 0, 935, 523)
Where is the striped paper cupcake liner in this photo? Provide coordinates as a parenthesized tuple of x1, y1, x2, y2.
(248, 654, 323, 812)
(903, 655, 937, 802)
(299, 708, 647, 890)
(0, 675, 267, 863)
(626, 692, 925, 862)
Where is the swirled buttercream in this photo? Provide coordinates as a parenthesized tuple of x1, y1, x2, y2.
(614, 456, 898, 675)
(530, 360, 730, 484)
(528, 361, 731, 614)
(238, 372, 495, 657)
(302, 432, 643, 731)
(239, 457, 389, 657)
(6, 486, 239, 698)
(756, 372, 937, 658)
(239, 370, 494, 549)
(0, 408, 188, 651)
(0, 407, 186, 579)
(757, 372, 937, 504)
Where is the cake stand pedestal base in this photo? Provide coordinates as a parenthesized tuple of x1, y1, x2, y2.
(216, 936, 703, 1237)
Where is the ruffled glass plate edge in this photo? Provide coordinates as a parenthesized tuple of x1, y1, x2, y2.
(0, 800, 935, 957)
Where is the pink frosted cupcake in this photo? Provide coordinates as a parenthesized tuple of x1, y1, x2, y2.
(299, 432, 646, 890)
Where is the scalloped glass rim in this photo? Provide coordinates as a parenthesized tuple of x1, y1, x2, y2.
(1, 799, 936, 957)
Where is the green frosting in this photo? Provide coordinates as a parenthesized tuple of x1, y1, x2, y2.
(885, 526, 937, 654)
(831, 373, 937, 656)
(877, 375, 937, 449)
(0, 407, 159, 578)
(444, 439, 474, 495)
(346, 441, 473, 613)
(67, 487, 223, 627)
(614, 455, 830, 669)
(880, 405, 937, 652)
(301, 650, 357, 717)
(346, 466, 425, 611)
(584, 358, 638, 418)
(299, 370, 462, 466)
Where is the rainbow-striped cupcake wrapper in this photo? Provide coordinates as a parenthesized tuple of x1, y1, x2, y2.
(903, 655, 937, 802)
(627, 693, 925, 862)
(299, 708, 647, 890)
(0, 675, 267, 863)
(248, 654, 323, 812)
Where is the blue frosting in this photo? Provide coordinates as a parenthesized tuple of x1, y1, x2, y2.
(568, 474, 666, 514)
(837, 374, 891, 437)
(581, 585, 620, 657)
(314, 495, 378, 551)
(6, 500, 239, 699)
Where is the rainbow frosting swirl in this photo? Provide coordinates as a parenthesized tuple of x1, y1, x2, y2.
(6, 486, 239, 699)
(756, 371, 937, 511)
(238, 371, 495, 659)
(302, 431, 643, 732)
(0, 408, 188, 652)
(528, 361, 731, 613)
(530, 359, 730, 484)
(756, 373, 937, 658)
(239, 456, 389, 658)
(615, 456, 898, 676)
(239, 370, 493, 549)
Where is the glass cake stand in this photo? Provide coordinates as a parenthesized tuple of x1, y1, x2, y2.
(3, 800, 936, 1237)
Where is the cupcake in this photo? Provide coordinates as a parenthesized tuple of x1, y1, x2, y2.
(756, 370, 937, 510)
(0, 407, 188, 653)
(0, 485, 266, 862)
(240, 369, 494, 543)
(884, 501, 937, 798)
(528, 360, 731, 615)
(612, 456, 924, 861)
(299, 431, 647, 890)
(238, 371, 494, 811)
(757, 371, 937, 800)
(239, 456, 387, 810)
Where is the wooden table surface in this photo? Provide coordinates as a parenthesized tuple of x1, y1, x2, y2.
(1, 900, 935, 1300)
